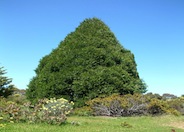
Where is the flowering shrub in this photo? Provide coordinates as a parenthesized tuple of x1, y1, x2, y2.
(41, 98, 74, 125)
(86, 94, 148, 116)
(147, 99, 167, 115)
(85, 93, 182, 117)
(0, 117, 6, 128)
(147, 98, 180, 116)
(167, 97, 184, 115)
(0, 97, 73, 125)
(4, 102, 22, 122)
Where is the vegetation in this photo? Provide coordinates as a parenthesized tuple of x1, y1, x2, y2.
(1, 116, 184, 132)
(1, 86, 183, 131)
(0, 74, 183, 132)
(75, 93, 184, 117)
(41, 98, 74, 125)
(1, 94, 184, 131)
(26, 18, 147, 106)
(1, 18, 183, 132)
(0, 67, 15, 98)
(0, 94, 73, 125)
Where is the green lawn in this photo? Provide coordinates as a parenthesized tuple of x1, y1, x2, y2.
(1, 115, 184, 132)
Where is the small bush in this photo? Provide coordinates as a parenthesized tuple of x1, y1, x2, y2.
(167, 97, 184, 115)
(86, 94, 124, 116)
(147, 99, 166, 115)
(121, 121, 133, 128)
(4, 102, 22, 122)
(41, 98, 74, 125)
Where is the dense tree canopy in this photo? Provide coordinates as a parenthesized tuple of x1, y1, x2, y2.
(0, 67, 14, 97)
(26, 18, 147, 106)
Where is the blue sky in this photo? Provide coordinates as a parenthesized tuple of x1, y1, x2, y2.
(0, 0, 184, 96)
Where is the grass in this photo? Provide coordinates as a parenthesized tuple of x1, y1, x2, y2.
(0, 115, 184, 132)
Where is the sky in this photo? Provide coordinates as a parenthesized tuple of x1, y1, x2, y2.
(0, 0, 184, 96)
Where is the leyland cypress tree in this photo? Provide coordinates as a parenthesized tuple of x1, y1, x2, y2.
(26, 18, 146, 106)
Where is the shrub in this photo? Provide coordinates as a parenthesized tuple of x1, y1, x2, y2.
(0, 97, 73, 125)
(147, 98, 180, 116)
(41, 98, 74, 125)
(167, 97, 184, 115)
(4, 102, 22, 122)
(86, 94, 149, 117)
(85, 93, 182, 117)
(0, 92, 29, 123)
(0, 97, 7, 111)
(72, 106, 92, 116)
(86, 94, 124, 116)
(144, 92, 162, 101)
(121, 94, 148, 116)
(147, 99, 166, 115)
(7, 93, 27, 105)
(166, 108, 180, 116)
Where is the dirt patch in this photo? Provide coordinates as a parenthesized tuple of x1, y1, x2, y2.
(167, 121, 184, 130)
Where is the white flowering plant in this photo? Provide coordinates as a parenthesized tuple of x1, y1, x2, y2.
(41, 98, 74, 125)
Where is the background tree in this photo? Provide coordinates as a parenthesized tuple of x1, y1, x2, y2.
(26, 18, 147, 106)
(0, 66, 14, 97)
(162, 93, 177, 100)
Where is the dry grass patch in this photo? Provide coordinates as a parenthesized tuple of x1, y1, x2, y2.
(167, 121, 184, 130)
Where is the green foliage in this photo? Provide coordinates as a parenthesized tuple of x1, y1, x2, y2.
(0, 97, 8, 109)
(121, 121, 133, 128)
(147, 99, 168, 115)
(0, 116, 6, 128)
(0, 123, 6, 128)
(41, 98, 74, 125)
(26, 18, 147, 106)
(0, 67, 14, 98)
(162, 93, 177, 100)
(0, 97, 73, 125)
(167, 97, 184, 115)
(84, 93, 182, 117)
(86, 93, 148, 116)
(4, 102, 23, 122)
(7, 92, 27, 105)
(2, 116, 184, 132)
(72, 106, 92, 116)
(147, 98, 181, 116)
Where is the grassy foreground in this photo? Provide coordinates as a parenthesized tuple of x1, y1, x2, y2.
(1, 115, 184, 132)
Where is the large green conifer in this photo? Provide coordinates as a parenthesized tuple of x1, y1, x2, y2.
(26, 18, 146, 106)
(0, 67, 14, 97)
